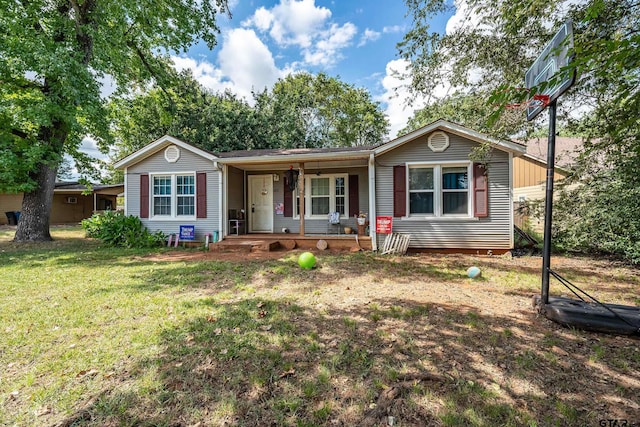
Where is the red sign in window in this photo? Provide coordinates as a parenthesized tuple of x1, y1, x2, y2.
(376, 216, 393, 234)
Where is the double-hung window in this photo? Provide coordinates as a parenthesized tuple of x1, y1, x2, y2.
(294, 174, 348, 218)
(409, 167, 435, 214)
(408, 163, 470, 217)
(442, 166, 468, 214)
(176, 175, 195, 215)
(151, 174, 195, 218)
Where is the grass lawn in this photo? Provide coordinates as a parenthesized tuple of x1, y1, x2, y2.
(1, 226, 639, 426)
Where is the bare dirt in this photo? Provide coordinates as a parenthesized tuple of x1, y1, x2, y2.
(139, 248, 640, 425)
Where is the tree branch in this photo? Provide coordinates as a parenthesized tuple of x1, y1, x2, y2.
(11, 128, 29, 140)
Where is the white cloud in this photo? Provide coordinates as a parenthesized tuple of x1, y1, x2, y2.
(245, 7, 273, 32)
(171, 56, 236, 94)
(245, 0, 332, 48)
(358, 28, 381, 47)
(377, 59, 429, 139)
(446, 0, 491, 35)
(219, 28, 285, 96)
(383, 25, 405, 34)
(172, 28, 290, 103)
(243, 0, 356, 68)
(303, 22, 357, 67)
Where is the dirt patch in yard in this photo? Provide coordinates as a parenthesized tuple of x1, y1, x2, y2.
(123, 249, 640, 426)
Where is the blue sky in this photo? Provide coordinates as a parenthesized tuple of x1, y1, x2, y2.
(82, 0, 459, 170)
(170, 0, 456, 138)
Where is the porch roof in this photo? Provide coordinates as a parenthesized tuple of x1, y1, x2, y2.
(216, 145, 373, 169)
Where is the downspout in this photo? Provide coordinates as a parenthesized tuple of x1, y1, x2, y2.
(509, 152, 514, 249)
(299, 163, 305, 236)
(123, 167, 128, 215)
(368, 153, 377, 251)
(218, 162, 224, 241)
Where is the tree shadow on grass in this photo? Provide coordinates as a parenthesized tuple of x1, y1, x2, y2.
(57, 295, 640, 427)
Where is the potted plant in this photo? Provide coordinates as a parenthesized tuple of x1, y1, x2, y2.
(356, 212, 367, 225)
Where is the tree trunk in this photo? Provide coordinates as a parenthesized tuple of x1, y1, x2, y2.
(14, 161, 58, 242)
(14, 116, 67, 242)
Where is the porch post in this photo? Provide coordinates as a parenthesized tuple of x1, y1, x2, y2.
(299, 163, 305, 236)
(368, 153, 377, 251)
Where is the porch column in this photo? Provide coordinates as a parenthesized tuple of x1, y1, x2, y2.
(299, 163, 305, 236)
(368, 153, 377, 251)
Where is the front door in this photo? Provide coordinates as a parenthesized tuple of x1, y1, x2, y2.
(248, 175, 273, 233)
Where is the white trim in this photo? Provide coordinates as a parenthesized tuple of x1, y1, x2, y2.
(296, 173, 349, 219)
(509, 152, 514, 249)
(427, 131, 450, 152)
(114, 135, 217, 169)
(368, 153, 377, 251)
(218, 150, 371, 165)
(148, 172, 197, 220)
(221, 165, 226, 239)
(164, 145, 181, 163)
(374, 119, 526, 157)
(406, 161, 472, 218)
(124, 168, 128, 215)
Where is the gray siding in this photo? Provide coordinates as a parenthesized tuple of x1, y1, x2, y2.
(375, 132, 512, 250)
(126, 147, 221, 241)
(263, 168, 369, 235)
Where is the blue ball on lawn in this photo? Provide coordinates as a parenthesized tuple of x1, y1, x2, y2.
(467, 266, 482, 279)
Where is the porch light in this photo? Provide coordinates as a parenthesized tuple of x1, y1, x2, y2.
(285, 167, 299, 192)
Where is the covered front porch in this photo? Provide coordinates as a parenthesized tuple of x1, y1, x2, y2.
(217, 146, 377, 249)
(210, 233, 372, 253)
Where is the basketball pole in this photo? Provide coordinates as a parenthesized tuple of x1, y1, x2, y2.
(541, 100, 557, 305)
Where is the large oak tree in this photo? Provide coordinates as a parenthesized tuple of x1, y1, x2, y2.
(0, 0, 228, 241)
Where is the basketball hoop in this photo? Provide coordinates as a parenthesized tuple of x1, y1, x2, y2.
(505, 94, 550, 110)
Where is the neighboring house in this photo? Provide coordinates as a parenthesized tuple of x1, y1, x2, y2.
(513, 136, 581, 201)
(0, 182, 123, 225)
(513, 137, 582, 230)
(114, 119, 526, 252)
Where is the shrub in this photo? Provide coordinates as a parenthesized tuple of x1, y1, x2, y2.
(82, 211, 166, 248)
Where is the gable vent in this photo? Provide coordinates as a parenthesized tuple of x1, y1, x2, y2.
(164, 145, 181, 163)
(428, 131, 450, 152)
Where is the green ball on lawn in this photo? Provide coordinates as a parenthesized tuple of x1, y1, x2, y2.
(298, 252, 316, 269)
(467, 266, 482, 279)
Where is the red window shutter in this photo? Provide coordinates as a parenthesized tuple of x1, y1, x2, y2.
(283, 180, 292, 217)
(393, 165, 406, 217)
(473, 163, 488, 218)
(196, 172, 207, 218)
(348, 175, 359, 217)
(140, 174, 149, 218)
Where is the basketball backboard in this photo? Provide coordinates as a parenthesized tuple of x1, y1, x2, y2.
(525, 20, 576, 121)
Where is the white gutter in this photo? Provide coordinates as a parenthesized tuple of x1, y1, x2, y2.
(368, 153, 377, 251)
(217, 150, 372, 165)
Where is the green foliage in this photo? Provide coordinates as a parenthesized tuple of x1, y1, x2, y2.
(401, 0, 640, 263)
(401, 92, 527, 140)
(108, 71, 265, 163)
(553, 171, 640, 264)
(82, 211, 166, 248)
(255, 72, 389, 148)
(107, 71, 387, 177)
(1, 0, 228, 239)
